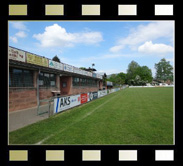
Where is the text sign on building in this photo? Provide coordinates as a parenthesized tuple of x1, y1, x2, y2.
(54, 95, 80, 114)
(73, 67, 83, 75)
(49, 60, 64, 70)
(87, 72, 92, 77)
(80, 93, 88, 104)
(88, 92, 98, 101)
(8, 47, 26, 62)
(98, 90, 107, 98)
(64, 64, 73, 72)
(26, 53, 48, 67)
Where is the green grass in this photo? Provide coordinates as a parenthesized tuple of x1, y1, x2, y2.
(9, 87, 174, 145)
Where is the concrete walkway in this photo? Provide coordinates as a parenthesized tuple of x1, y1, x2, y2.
(9, 104, 53, 132)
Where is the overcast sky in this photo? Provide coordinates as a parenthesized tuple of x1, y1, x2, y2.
(9, 21, 174, 76)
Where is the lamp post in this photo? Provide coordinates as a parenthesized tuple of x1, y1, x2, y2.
(92, 63, 95, 72)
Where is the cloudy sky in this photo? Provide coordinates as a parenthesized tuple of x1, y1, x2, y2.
(8, 21, 174, 76)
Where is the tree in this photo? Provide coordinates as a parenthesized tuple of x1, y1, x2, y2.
(126, 61, 153, 85)
(116, 72, 127, 85)
(79, 67, 87, 70)
(79, 67, 97, 72)
(52, 55, 61, 63)
(107, 72, 127, 86)
(126, 61, 140, 81)
(136, 66, 153, 83)
(155, 58, 173, 82)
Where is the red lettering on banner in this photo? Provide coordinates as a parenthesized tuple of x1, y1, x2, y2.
(80, 94, 88, 104)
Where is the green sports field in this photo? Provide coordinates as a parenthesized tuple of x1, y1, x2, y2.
(9, 87, 174, 145)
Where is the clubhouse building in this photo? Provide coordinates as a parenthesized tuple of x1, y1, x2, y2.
(9, 46, 103, 112)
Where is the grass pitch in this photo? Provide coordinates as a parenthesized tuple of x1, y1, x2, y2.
(9, 87, 173, 145)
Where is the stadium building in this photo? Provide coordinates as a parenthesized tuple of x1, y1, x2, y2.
(9, 46, 103, 112)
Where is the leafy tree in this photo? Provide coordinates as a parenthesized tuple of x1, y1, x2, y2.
(107, 72, 127, 86)
(155, 58, 173, 82)
(52, 55, 61, 63)
(79, 67, 97, 72)
(116, 72, 127, 85)
(79, 67, 87, 70)
(136, 66, 153, 83)
(126, 61, 152, 85)
(126, 61, 140, 81)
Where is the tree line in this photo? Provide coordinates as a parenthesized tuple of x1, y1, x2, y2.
(106, 58, 173, 86)
(52, 55, 173, 86)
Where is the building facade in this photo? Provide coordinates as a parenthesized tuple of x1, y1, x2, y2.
(9, 46, 103, 112)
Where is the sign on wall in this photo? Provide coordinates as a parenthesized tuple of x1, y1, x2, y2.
(87, 72, 93, 77)
(64, 64, 73, 72)
(83, 70, 88, 76)
(98, 90, 107, 98)
(88, 92, 98, 101)
(8, 47, 26, 62)
(73, 67, 83, 75)
(54, 88, 121, 114)
(26, 53, 48, 67)
(97, 74, 103, 79)
(54, 94, 80, 113)
(49, 60, 64, 70)
(80, 93, 88, 104)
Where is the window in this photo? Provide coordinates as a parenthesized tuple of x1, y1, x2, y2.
(39, 72, 56, 87)
(62, 82, 67, 88)
(9, 68, 33, 87)
(73, 77, 80, 86)
(82, 78, 87, 86)
(72, 77, 98, 87)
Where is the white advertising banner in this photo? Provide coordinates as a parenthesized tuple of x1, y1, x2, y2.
(98, 90, 107, 98)
(49, 60, 64, 70)
(83, 70, 88, 76)
(8, 46, 26, 62)
(54, 95, 80, 114)
(87, 71, 92, 77)
(96, 74, 102, 79)
(64, 64, 74, 72)
(73, 67, 83, 75)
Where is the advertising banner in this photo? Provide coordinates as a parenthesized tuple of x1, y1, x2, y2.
(96, 74, 101, 79)
(83, 70, 88, 76)
(73, 67, 83, 75)
(98, 90, 107, 98)
(87, 72, 92, 77)
(99, 75, 103, 79)
(8, 47, 26, 62)
(88, 92, 98, 101)
(80, 93, 88, 104)
(54, 95, 80, 114)
(26, 53, 48, 67)
(114, 88, 120, 92)
(64, 64, 73, 72)
(49, 60, 64, 70)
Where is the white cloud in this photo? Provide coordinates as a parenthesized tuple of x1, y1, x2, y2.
(10, 22, 28, 31)
(15, 31, 27, 38)
(109, 21, 174, 52)
(109, 45, 124, 53)
(33, 24, 103, 48)
(138, 41, 174, 54)
(10, 36, 18, 43)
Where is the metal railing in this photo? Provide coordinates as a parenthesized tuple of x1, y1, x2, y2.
(37, 95, 61, 116)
